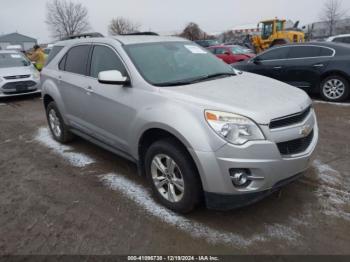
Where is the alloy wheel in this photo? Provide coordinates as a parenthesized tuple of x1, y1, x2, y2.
(150, 154, 185, 203)
(322, 79, 345, 100)
(48, 109, 62, 138)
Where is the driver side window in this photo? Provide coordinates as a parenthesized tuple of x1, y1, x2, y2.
(90, 45, 127, 79)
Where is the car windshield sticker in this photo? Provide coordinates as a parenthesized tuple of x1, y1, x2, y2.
(185, 45, 207, 54)
(11, 54, 21, 58)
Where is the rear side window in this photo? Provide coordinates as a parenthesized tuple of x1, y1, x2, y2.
(45, 46, 63, 66)
(319, 47, 334, 56)
(258, 47, 289, 60)
(89, 45, 126, 78)
(59, 54, 66, 70)
(288, 46, 321, 59)
(64, 45, 91, 75)
(333, 37, 343, 43)
(342, 37, 350, 44)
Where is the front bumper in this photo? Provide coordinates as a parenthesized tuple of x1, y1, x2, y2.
(190, 110, 318, 210)
(0, 78, 41, 97)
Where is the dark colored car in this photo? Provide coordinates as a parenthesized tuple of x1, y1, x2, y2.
(208, 45, 255, 64)
(234, 42, 350, 102)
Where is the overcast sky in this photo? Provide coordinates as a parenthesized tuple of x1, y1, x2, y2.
(0, 0, 349, 43)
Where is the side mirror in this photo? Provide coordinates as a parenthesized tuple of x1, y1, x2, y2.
(98, 70, 129, 85)
(253, 57, 262, 64)
(224, 51, 230, 55)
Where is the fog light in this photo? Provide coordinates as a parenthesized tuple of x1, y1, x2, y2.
(230, 169, 251, 187)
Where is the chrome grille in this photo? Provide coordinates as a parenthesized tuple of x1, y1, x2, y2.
(270, 107, 311, 129)
(4, 75, 30, 80)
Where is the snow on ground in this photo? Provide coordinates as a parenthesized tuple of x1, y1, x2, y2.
(34, 127, 95, 168)
(100, 173, 301, 247)
(33, 127, 350, 247)
(313, 160, 350, 221)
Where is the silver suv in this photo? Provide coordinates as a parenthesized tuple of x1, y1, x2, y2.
(41, 35, 318, 213)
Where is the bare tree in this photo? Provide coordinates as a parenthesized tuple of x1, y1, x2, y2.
(179, 22, 209, 41)
(320, 0, 347, 36)
(46, 0, 91, 39)
(108, 17, 140, 35)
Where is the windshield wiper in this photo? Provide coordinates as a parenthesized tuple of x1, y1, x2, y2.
(194, 72, 236, 83)
(155, 72, 236, 87)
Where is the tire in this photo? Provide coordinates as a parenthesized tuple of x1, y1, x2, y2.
(46, 101, 74, 143)
(320, 75, 349, 102)
(144, 138, 202, 213)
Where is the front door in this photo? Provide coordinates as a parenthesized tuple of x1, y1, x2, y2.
(83, 45, 135, 152)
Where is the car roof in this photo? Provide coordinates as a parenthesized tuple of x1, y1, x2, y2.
(0, 50, 20, 54)
(328, 34, 350, 40)
(280, 41, 349, 49)
(55, 35, 189, 47)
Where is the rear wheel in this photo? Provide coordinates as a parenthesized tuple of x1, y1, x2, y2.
(46, 101, 74, 143)
(144, 138, 202, 213)
(320, 75, 349, 102)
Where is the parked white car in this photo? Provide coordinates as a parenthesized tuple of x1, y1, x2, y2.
(5, 45, 23, 52)
(0, 51, 41, 97)
(326, 34, 350, 44)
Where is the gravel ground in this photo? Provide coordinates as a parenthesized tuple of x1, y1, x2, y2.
(0, 94, 349, 255)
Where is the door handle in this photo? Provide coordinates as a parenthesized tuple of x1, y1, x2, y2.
(273, 66, 282, 69)
(313, 64, 324, 68)
(86, 86, 94, 94)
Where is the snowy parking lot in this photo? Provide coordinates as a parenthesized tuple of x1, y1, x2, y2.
(0, 95, 349, 254)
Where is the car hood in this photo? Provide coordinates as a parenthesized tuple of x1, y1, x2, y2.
(161, 72, 311, 125)
(0, 66, 34, 77)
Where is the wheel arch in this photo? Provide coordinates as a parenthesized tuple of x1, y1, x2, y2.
(137, 127, 206, 198)
(320, 70, 350, 84)
(43, 94, 55, 109)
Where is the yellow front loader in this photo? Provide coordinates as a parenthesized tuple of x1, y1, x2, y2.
(252, 19, 305, 53)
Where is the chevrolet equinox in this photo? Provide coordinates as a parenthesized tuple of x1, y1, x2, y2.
(41, 35, 318, 213)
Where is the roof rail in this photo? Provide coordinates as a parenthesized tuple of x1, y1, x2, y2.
(61, 32, 104, 41)
(120, 32, 159, 36)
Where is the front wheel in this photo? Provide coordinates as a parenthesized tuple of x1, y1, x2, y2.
(144, 138, 202, 213)
(320, 75, 349, 102)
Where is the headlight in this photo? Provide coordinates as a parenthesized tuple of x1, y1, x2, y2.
(32, 71, 40, 79)
(205, 110, 265, 145)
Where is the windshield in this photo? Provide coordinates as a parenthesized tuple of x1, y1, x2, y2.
(124, 42, 235, 86)
(0, 53, 30, 68)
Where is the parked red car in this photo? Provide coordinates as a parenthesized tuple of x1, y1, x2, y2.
(208, 45, 255, 64)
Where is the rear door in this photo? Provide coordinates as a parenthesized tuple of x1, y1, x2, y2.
(248, 46, 290, 81)
(58, 44, 92, 133)
(282, 45, 333, 91)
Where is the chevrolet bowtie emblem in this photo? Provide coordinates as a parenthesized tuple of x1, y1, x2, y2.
(300, 125, 312, 137)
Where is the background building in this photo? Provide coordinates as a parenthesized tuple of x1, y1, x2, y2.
(0, 32, 37, 51)
(304, 18, 350, 40)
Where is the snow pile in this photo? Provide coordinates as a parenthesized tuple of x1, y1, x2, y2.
(35, 127, 95, 168)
